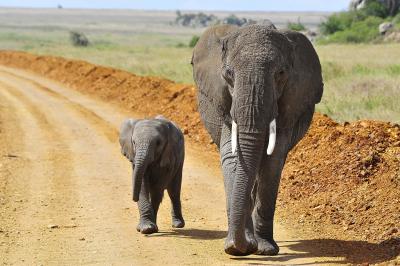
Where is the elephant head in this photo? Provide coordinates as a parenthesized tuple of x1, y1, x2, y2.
(219, 25, 294, 252)
(119, 117, 177, 202)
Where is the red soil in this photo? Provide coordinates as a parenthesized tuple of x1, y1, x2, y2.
(0, 51, 398, 258)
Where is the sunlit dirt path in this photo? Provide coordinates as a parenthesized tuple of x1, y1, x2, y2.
(0, 65, 342, 265)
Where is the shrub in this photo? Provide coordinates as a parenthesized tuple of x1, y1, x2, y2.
(70, 31, 89, 47)
(175, 43, 186, 48)
(175, 11, 218, 27)
(223, 14, 254, 26)
(362, 0, 390, 18)
(189, 35, 200, 48)
(287, 19, 307, 31)
(320, 16, 383, 43)
(318, 0, 392, 43)
(393, 13, 400, 25)
(320, 11, 362, 35)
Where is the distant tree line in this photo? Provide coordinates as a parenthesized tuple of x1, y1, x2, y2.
(175, 11, 255, 27)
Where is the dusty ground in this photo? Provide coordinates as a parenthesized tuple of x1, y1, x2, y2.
(0, 65, 341, 265)
(0, 52, 399, 265)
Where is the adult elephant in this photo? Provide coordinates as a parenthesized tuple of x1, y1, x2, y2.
(191, 24, 323, 256)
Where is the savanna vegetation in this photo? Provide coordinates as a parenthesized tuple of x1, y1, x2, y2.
(0, 8, 399, 123)
(175, 11, 255, 27)
(318, 0, 400, 43)
(287, 19, 307, 31)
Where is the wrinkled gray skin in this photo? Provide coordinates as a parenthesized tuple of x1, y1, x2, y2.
(192, 23, 323, 256)
(119, 115, 185, 234)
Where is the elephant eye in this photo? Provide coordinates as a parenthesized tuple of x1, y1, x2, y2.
(222, 65, 234, 87)
(156, 139, 161, 146)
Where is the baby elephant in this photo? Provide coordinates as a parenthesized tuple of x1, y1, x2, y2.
(119, 115, 185, 234)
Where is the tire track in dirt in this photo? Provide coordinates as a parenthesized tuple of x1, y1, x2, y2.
(0, 74, 142, 265)
(0, 68, 232, 265)
(0, 81, 76, 264)
(0, 66, 346, 265)
(0, 69, 118, 143)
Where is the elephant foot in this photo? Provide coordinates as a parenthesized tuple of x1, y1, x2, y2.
(255, 236, 279, 256)
(224, 231, 258, 256)
(136, 220, 158, 234)
(172, 217, 185, 228)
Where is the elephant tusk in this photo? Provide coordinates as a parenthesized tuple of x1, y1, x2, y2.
(231, 120, 238, 154)
(267, 119, 276, 155)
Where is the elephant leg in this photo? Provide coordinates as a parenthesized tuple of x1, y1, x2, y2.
(253, 155, 286, 256)
(149, 188, 164, 227)
(167, 166, 185, 228)
(253, 107, 315, 255)
(220, 123, 257, 253)
(137, 177, 158, 234)
(220, 123, 235, 223)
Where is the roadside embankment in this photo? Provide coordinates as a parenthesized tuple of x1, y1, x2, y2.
(0, 51, 398, 258)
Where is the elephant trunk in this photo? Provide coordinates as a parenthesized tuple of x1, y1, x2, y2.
(132, 146, 149, 202)
(228, 73, 277, 252)
(230, 130, 266, 238)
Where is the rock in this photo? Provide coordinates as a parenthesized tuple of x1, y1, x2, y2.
(47, 224, 59, 229)
(387, 227, 398, 235)
(350, 0, 366, 10)
(384, 31, 400, 42)
(351, 0, 400, 16)
(379, 22, 394, 35)
(63, 224, 77, 228)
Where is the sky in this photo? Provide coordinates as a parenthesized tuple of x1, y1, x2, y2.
(0, 0, 350, 12)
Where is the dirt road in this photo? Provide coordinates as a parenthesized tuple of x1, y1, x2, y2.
(0, 66, 346, 265)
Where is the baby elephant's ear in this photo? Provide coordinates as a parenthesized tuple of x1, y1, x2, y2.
(160, 121, 184, 168)
(119, 119, 139, 162)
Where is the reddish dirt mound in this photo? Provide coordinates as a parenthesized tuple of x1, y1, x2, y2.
(280, 114, 400, 244)
(0, 51, 399, 255)
(0, 51, 211, 146)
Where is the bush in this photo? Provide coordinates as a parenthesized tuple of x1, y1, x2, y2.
(320, 16, 384, 43)
(362, 0, 390, 18)
(175, 11, 218, 27)
(70, 31, 89, 47)
(175, 43, 186, 48)
(393, 13, 400, 25)
(189, 35, 200, 48)
(320, 11, 363, 35)
(223, 14, 254, 26)
(287, 19, 307, 31)
(318, 0, 393, 43)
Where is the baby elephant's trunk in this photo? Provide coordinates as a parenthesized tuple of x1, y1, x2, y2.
(132, 149, 148, 202)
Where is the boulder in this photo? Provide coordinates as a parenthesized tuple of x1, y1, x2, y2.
(384, 30, 400, 42)
(350, 0, 367, 10)
(379, 22, 394, 34)
(350, 0, 400, 16)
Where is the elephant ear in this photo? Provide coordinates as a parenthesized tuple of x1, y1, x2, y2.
(192, 25, 238, 146)
(119, 118, 139, 162)
(159, 120, 184, 169)
(278, 30, 323, 128)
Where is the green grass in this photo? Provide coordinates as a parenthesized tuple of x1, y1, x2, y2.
(0, 29, 195, 84)
(1, 27, 399, 123)
(317, 44, 400, 123)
